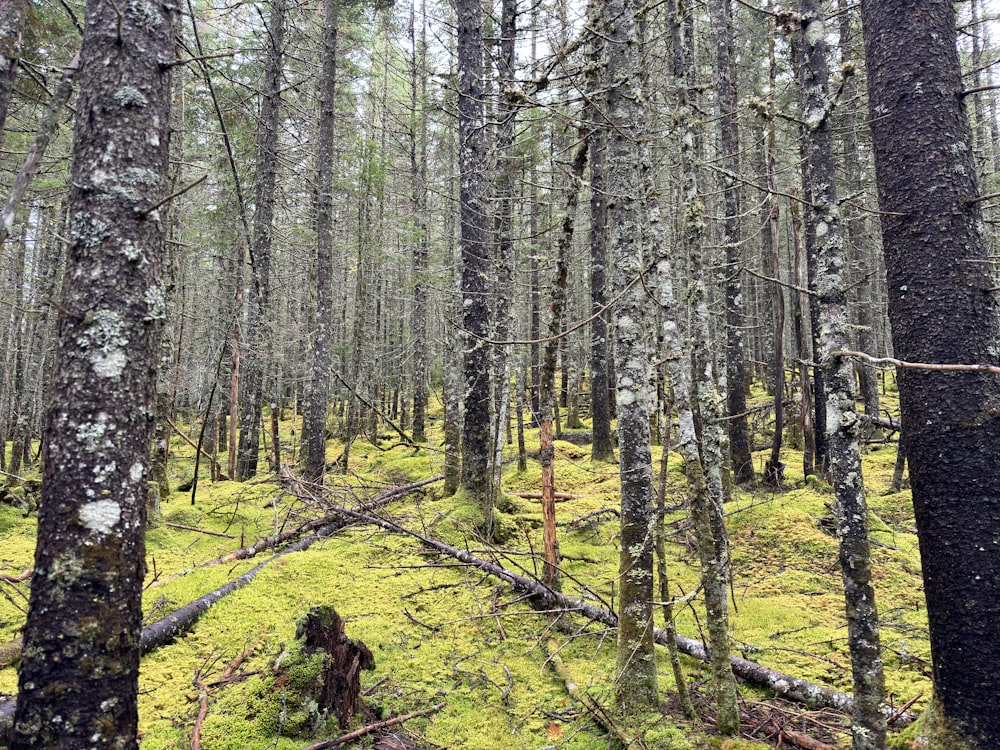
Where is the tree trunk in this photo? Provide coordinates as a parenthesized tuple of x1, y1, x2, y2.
(408, 4, 429, 446)
(490, 0, 518, 512)
(458, 0, 495, 536)
(540, 136, 589, 588)
(586, 35, 614, 464)
(0, 0, 25, 138)
(709, 0, 753, 485)
(670, 0, 739, 732)
(862, 2, 1000, 746)
(305, 0, 338, 484)
(799, 4, 885, 748)
(0, 55, 79, 250)
(237, 0, 287, 481)
(790, 193, 816, 478)
(10, 0, 175, 744)
(837, 0, 880, 428)
(764, 28, 785, 489)
(603, 0, 658, 712)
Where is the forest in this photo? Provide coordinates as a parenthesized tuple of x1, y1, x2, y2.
(0, 0, 998, 748)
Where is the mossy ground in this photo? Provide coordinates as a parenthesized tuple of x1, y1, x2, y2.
(0, 384, 929, 749)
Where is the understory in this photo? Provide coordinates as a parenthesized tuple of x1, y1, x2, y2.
(0, 385, 930, 749)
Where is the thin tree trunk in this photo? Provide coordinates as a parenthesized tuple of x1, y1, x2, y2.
(655, 387, 695, 717)
(763, 28, 785, 488)
(790, 192, 815, 477)
(800, 5, 885, 748)
(0, 0, 26, 137)
(409, 3, 430, 446)
(540, 136, 589, 589)
(458, 0, 495, 535)
(305, 0, 338, 483)
(709, 0, 752, 485)
(670, 0, 739, 732)
(586, 35, 614, 463)
(603, 0, 658, 712)
(237, 0, 287, 481)
(0, 55, 79, 250)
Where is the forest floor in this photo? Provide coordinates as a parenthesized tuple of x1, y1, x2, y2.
(0, 384, 930, 750)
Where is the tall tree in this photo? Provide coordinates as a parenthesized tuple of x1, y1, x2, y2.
(798, 3, 885, 748)
(862, 2, 1000, 747)
(457, 0, 495, 535)
(709, 0, 753, 485)
(586, 32, 614, 463)
(671, 0, 739, 732)
(408, 0, 430, 446)
(0, 0, 26, 137)
(236, 0, 287, 481)
(603, 0, 657, 712)
(10, 0, 175, 744)
(305, 0, 339, 483)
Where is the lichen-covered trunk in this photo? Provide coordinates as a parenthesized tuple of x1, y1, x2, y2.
(490, 0, 518, 503)
(0, 0, 26, 138)
(305, 0, 338, 484)
(0, 56, 78, 250)
(800, 5, 885, 749)
(603, 0, 657, 712)
(458, 0, 494, 536)
(789, 194, 816, 477)
(670, 0, 739, 732)
(862, 2, 1000, 747)
(408, 5, 429, 446)
(237, 0, 286, 481)
(540, 136, 589, 588)
(836, 0, 880, 428)
(709, 0, 752, 486)
(10, 0, 174, 745)
(586, 37, 614, 464)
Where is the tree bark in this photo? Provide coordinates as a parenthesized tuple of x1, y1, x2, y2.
(305, 0, 338, 484)
(408, 3, 429, 446)
(458, 0, 495, 536)
(709, 0, 753, 485)
(10, 0, 175, 745)
(540, 136, 589, 588)
(799, 4, 885, 748)
(668, 0, 739, 732)
(237, 0, 287, 481)
(862, 2, 1000, 746)
(0, 55, 79, 250)
(0, 0, 26, 138)
(603, 0, 658, 712)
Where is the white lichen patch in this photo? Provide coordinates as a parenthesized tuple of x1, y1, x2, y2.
(144, 286, 166, 320)
(79, 500, 121, 534)
(804, 18, 825, 47)
(76, 413, 112, 451)
(130, 462, 144, 482)
(78, 309, 129, 379)
(114, 86, 148, 108)
(93, 461, 117, 484)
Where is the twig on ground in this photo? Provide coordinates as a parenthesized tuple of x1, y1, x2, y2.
(298, 702, 446, 750)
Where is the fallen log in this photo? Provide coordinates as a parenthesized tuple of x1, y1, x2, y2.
(0, 476, 444, 740)
(316, 502, 915, 728)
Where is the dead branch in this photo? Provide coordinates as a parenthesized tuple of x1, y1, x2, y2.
(546, 639, 640, 747)
(0, 477, 444, 742)
(298, 702, 446, 750)
(314, 502, 917, 727)
(165, 522, 237, 539)
(514, 492, 585, 500)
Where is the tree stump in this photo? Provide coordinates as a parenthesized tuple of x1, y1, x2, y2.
(295, 606, 375, 729)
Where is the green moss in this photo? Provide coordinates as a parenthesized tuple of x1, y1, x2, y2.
(0, 402, 934, 749)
